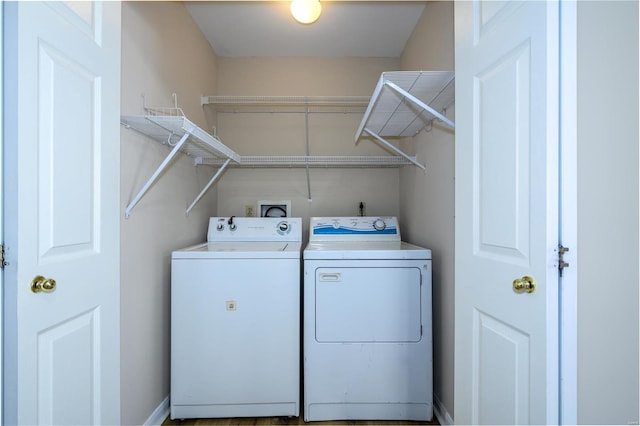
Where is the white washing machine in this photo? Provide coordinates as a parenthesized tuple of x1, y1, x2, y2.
(303, 216, 432, 422)
(171, 217, 302, 420)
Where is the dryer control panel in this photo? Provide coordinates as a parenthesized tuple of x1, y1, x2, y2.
(207, 217, 302, 242)
(309, 216, 400, 242)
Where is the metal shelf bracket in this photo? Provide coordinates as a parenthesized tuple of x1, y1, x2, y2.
(186, 158, 232, 215)
(363, 128, 426, 171)
(121, 109, 240, 218)
(124, 132, 190, 219)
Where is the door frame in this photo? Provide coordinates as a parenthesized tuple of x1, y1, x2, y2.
(559, 1, 578, 423)
(1, 3, 4, 422)
(0, 2, 579, 424)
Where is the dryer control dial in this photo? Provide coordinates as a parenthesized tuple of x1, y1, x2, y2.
(373, 218, 386, 231)
(277, 221, 291, 235)
(216, 223, 225, 231)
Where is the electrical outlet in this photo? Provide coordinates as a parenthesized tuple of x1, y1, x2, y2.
(245, 205, 255, 217)
(358, 201, 366, 216)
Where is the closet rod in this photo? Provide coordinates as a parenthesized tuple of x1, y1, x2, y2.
(213, 109, 365, 115)
(202, 95, 370, 107)
(199, 156, 413, 168)
(304, 101, 312, 202)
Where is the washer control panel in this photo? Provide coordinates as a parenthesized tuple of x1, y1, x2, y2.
(208, 217, 301, 242)
(309, 216, 400, 242)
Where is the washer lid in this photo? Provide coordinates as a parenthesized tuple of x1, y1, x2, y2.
(172, 241, 302, 259)
(304, 241, 431, 260)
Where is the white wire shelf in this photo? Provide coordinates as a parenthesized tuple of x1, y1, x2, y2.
(355, 70, 455, 171)
(121, 108, 412, 217)
(357, 71, 455, 138)
(121, 108, 241, 163)
(202, 95, 371, 108)
(199, 155, 414, 168)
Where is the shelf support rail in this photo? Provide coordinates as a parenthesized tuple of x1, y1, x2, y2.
(362, 128, 426, 171)
(124, 132, 190, 219)
(383, 80, 455, 129)
(304, 99, 313, 203)
(186, 158, 232, 215)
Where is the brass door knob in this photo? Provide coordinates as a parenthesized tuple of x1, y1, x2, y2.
(513, 275, 536, 294)
(31, 275, 57, 293)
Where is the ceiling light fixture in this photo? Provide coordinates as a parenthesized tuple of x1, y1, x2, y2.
(290, 0, 322, 25)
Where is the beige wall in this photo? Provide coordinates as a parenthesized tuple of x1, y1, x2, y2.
(214, 57, 402, 237)
(576, 1, 639, 423)
(400, 1, 455, 420)
(120, 2, 219, 424)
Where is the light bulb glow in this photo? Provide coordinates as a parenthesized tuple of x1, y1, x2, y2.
(290, 0, 322, 24)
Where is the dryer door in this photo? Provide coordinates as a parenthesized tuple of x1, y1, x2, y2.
(315, 266, 422, 343)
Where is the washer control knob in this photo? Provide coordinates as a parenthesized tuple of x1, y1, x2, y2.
(278, 221, 290, 233)
(216, 223, 224, 231)
(229, 223, 237, 231)
(373, 218, 386, 231)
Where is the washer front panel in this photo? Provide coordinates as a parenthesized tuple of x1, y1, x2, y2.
(172, 257, 300, 418)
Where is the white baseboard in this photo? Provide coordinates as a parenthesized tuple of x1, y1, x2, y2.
(144, 396, 169, 426)
(434, 393, 454, 426)
(143, 394, 450, 426)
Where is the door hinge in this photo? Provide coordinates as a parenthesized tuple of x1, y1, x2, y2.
(558, 245, 569, 277)
(0, 244, 7, 269)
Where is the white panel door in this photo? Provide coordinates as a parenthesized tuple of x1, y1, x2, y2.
(3, 2, 121, 424)
(454, 1, 559, 424)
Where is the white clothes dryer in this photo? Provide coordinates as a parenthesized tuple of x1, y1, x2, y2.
(303, 217, 432, 422)
(171, 217, 302, 420)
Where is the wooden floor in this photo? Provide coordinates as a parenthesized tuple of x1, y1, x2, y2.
(163, 415, 438, 425)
